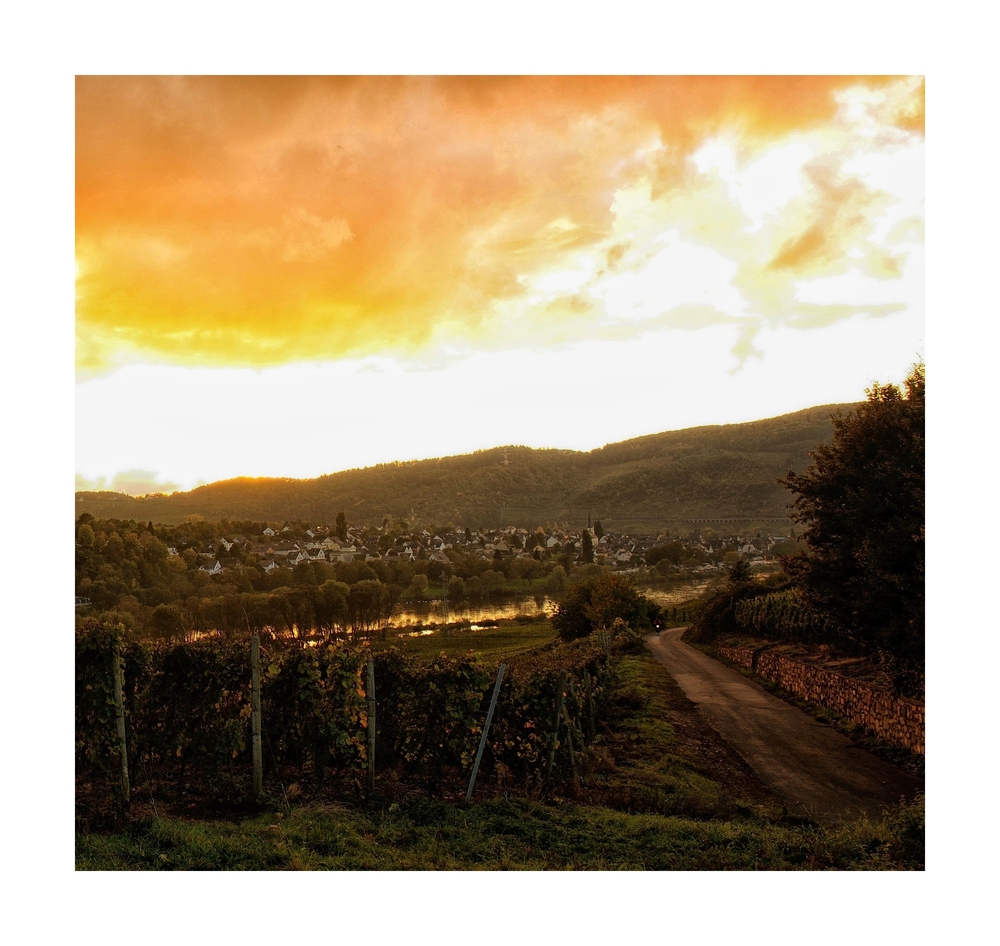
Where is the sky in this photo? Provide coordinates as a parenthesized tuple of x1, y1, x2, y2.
(75, 75, 924, 494)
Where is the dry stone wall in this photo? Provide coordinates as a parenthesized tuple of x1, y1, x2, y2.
(716, 644, 924, 755)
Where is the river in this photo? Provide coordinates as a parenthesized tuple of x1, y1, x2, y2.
(184, 579, 712, 642)
(387, 578, 711, 629)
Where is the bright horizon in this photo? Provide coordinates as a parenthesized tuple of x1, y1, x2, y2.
(76, 75, 924, 495)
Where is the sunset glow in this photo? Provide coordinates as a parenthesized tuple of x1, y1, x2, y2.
(76, 75, 924, 494)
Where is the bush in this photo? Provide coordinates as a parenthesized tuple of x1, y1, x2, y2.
(688, 573, 789, 644)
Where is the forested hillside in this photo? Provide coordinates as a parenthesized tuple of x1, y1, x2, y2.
(76, 404, 853, 530)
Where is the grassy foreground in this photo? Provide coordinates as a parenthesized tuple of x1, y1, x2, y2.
(76, 629, 924, 870)
(76, 793, 924, 870)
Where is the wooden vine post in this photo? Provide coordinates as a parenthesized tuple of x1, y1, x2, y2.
(251, 635, 263, 798)
(584, 669, 596, 744)
(366, 658, 376, 797)
(560, 702, 579, 787)
(111, 635, 130, 808)
(543, 671, 567, 785)
(465, 663, 506, 803)
(566, 679, 586, 751)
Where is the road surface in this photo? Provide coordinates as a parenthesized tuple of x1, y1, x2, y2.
(646, 628, 923, 824)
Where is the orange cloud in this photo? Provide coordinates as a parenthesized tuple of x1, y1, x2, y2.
(76, 76, 921, 375)
(767, 160, 889, 272)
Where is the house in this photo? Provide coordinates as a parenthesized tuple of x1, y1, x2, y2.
(329, 546, 358, 563)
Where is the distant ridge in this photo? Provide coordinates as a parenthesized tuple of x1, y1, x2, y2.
(75, 403, 856, 531)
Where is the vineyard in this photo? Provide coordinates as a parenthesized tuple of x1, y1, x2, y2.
(76, 620, 632, 827)
(733, 589, 854, 649)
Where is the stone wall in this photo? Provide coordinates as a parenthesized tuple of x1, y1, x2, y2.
(716, 644, 924, 755)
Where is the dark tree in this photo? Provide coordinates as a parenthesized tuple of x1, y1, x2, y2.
(779, 363, 924, 695)
(580, 529, 594, 564)
(148, 604, 185, 639)
(594, 520, 604, 540)
(553, 573, 650, 641)
(727, 559, 752, 585)
(335, 511, 348, 541)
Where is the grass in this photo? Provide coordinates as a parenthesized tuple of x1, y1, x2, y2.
(373, 619, 556, 660)
(76, 792, 924, 871)
(76, 624, 924, 870)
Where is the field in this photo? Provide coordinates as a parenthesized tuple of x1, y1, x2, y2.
(376, 619, 557, 659)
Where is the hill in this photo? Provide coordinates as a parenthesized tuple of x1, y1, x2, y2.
(75, 403, 855, 532)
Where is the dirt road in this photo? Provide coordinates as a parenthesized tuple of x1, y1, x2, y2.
(646, 628, 923, 824)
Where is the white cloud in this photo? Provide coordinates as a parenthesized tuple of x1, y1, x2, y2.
(596, 232, 747, 321)
(692, 137, 814, 231)
(794, 246, 924, 308)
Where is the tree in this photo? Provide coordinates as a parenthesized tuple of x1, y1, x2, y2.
(727, 559, 752, 585)
(148, 603, 185, 639)
(545, 565, 567, 595)
(405, 574, 429, 599)
(553, 573, 650, 641)
(335, 511, 348, 541)
(317, 579, 350, 636)
(594, 520, 604, 540)
(646, 542, 685, 567)
(580, 529, 594, 564)
(779, 363, 924, 694)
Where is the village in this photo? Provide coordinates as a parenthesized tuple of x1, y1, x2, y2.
(177, 520, 792, 580)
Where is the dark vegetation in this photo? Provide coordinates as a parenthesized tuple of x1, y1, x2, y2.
(552, 573, 656, 641)
(76, 619, 635, 830)
(688, 364, 925, 699)
(75, 404, 850, 530)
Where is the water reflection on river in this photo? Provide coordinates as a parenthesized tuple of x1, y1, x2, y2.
(390, 579, 710, 628)
(390, 595, 556, 628)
